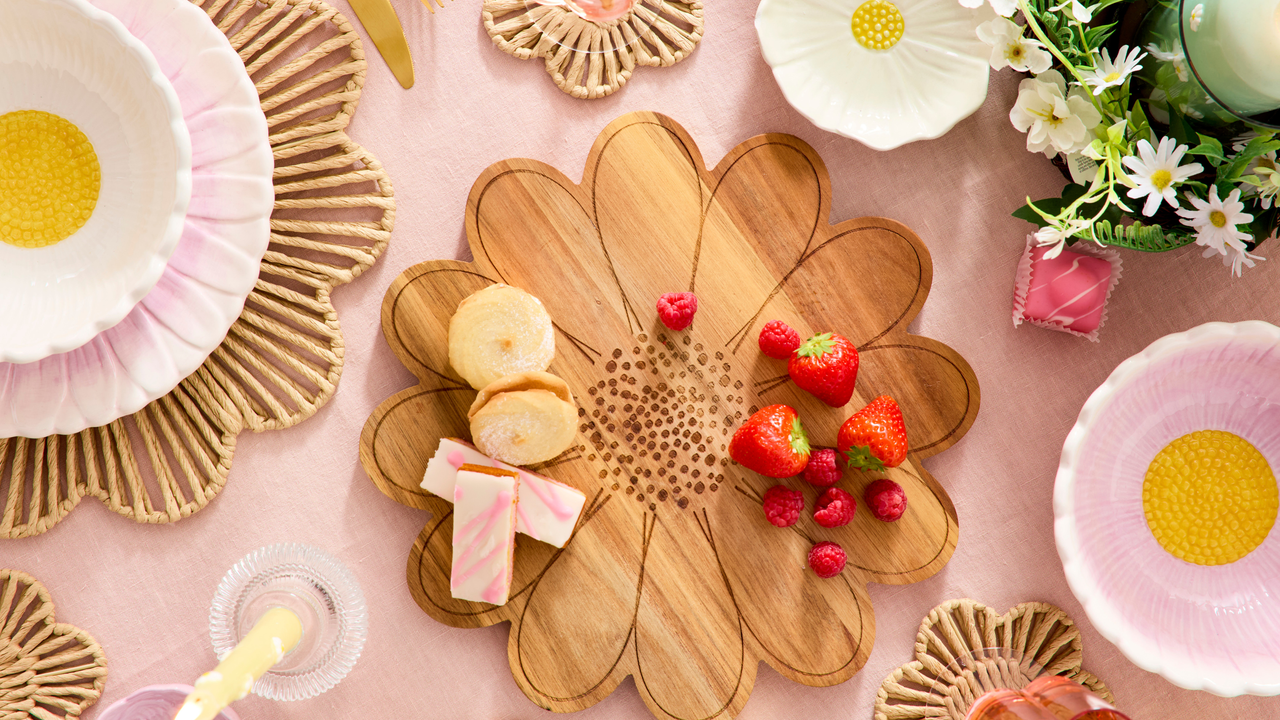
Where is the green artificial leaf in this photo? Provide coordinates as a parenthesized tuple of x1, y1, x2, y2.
(1166, 104, 1198, 146)
(1187, 135, 1226, 166)
(1094, 0, 1130, 10)
(1083, 22, 1117, 51)
(1090, 219, 1197, 252)
(1217, 136, 1280, 185)
(1106, 120, 1128, 146)
(1127, 96, 1153, 144)
(1249, 206, 1279, 245)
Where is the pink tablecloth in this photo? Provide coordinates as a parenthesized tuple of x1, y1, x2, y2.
(8, 0, 1280, 717)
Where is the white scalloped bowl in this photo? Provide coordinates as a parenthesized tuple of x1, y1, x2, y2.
(0, 0, 191, 364)
(1056, 321, 1280, 696)
(756, 0, 991, 150)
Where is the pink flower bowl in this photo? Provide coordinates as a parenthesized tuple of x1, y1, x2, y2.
(1056, 321, 1280, 696)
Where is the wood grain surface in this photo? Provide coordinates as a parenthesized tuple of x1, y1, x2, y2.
(359, 111, 980, 720)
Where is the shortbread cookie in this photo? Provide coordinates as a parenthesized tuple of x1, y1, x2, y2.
(448, 284, 555, 389)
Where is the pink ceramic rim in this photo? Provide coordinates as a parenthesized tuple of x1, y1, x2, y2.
(0, 0, 273, 438)
(1055, 320, 1280, 697)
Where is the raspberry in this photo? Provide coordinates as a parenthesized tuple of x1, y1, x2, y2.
(802, 448, 841, 487)
(762, 485, 804, 527)
(808, 541, 846, 578)
(814, 487, 856, 528)
(758, 320, 801, 359)
(657, 292, 698, 331)
(865, 479, 907, 521)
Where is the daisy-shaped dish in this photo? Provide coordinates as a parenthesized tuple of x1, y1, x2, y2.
(361, 112, 980, 719)
(756, 0, 990, 150)
(1057, 321, 1280, 696)
(0, 0, 272, 438)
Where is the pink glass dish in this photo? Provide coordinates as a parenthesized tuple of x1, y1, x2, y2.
(1055, 321, 1280, 696)
(0, 0, 273, 438)
(98, 685, 240, 720)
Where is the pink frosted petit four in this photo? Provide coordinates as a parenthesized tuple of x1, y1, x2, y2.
(1013, 235, 1122, 342)
(422, 438, 586, 548)
(451, 465, 519, 605)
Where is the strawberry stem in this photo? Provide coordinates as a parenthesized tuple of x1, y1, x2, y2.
(790, 417, 811, 458)
(796, 332, 836, 359)
(843, 446, 886, 474)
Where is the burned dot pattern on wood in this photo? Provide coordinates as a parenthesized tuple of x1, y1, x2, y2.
(583, 333, 738, 513)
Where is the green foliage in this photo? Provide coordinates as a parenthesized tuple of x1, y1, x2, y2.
(1216, 136, 1280, 187)
(1089, 219, 1196, 252)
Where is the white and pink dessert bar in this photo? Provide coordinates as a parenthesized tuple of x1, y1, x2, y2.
(451, 464, 520, 605)
(423, 438, 586, 548)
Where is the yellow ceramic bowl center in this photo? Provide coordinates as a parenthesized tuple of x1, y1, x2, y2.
(1143, 430, 1278, 566)
(0, 110, 101, 249)
(851, 0, 904, 51)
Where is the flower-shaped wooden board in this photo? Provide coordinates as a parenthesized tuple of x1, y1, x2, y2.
(360, 111, 980, 720)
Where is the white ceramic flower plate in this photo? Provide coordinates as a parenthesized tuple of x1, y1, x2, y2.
(756, 0, 990, 150)
(0, 0, 273, 438)
(1056, 321, 1280, 697)
(0, 0, 191, 365)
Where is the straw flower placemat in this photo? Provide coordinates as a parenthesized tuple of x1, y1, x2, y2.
(0, 569, 107, 720)
(0, 0, 393, 539)
(876, 599, 1113, 720)
(483, 0, 703, 98)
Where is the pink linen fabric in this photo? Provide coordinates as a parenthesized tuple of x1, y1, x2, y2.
(7, 0, 1280, 718)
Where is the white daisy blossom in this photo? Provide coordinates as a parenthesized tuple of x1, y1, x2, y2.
(1010, 70, 1104, 157)
(976, 18, 1052, 73)
(1050, 0, 1093, 22)
(1189, 3, 1204, 31)
(1211, 239, 1265, 277)
(1121, 137, 1203, 216)
(1177, 186, 1254, 258)
(1145, 43, 1188, 82)
(957, 0, 1017, 17)
(1033, 217, 1092, 259)
(1081, 45, 1145, 96)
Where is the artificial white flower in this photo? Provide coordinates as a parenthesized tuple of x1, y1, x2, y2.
(1251, 165, 1280, 209)
(1144, 42, 1188, 82)
(1033, 217, 1093, 258)
(1010, 70, 1104, 157)
(1177, 186, 1254, 257)
(976, 17, 1053, 73)
(1189, 3, 1204, 31)
(1121, 137, 1203, 216)
(1051, 0, 1093, 22)
(1211, 238, 1265, 277)
(958, 0, 1017, 17)
(1081, 45, 1145, 96)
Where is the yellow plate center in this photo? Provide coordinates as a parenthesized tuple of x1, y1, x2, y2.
(1143, 430, 1278, 565)
(851, 0, 904, 51)
(0, 110, 100, 249)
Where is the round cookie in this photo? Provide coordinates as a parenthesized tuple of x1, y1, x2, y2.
(448, 284, 555, 390)
(470, 385, 577, 466)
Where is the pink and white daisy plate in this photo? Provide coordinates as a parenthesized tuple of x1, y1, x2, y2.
(1056, 321, 1280, 696)
(0, 0, 273, 438)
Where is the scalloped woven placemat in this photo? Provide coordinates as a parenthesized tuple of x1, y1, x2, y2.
(876, 599, 1113, 720)
(0, 569, 108, 720)
(483, 0, 702, 98)
(0, 0, 393, 539)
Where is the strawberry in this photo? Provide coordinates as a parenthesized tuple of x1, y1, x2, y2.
(729, 405, 811, 478)
(787, 332, 859, 407)
(838, 395, 908, 473)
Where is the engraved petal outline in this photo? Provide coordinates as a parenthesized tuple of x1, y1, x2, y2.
(632, 509, 749, 720)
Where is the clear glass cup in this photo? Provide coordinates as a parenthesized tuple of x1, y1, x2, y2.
(97, 685, 239, 720)
(965, 677, 1132, 720)
(208, 543, 367, 702)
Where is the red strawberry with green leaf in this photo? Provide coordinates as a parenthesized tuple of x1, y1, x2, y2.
(729, 405, 811, 478)
(787, 332, 859, 407)
(837, 395, 907, 473)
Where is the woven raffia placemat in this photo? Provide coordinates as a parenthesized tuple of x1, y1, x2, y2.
(0, 0, 393, 539)
(0, 569, 108, 720)
(483, 0, 702, 99)
(876, 599, 1113, 720)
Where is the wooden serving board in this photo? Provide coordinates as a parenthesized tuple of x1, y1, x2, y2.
(360, 112, 980, 720)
